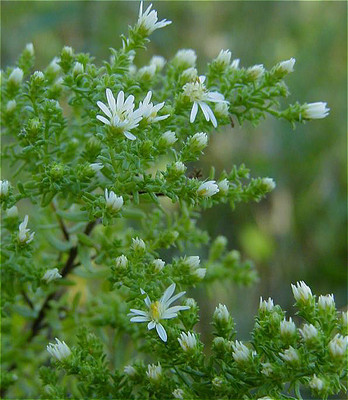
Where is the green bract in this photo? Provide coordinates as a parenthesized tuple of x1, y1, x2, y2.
(1, 2, 345, 400)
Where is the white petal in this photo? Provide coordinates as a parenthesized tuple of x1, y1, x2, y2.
(161, 283, 176, 304)
(144, 91, 152, 105)
(199, 75, 206, 84)
(207, 106, 217, 127)
(124, 131, 137, 140)
(199, 102, 211, 122)
(190, 102, 198, 123)
(156, 323, 167, 342)
(129, 309, 148, 316)
(165, 291, 186, 307)
(116, 90, 125, 110)
(148, 321, 156, 330)
(130, 316, 149, 322)
(153, 114, 170, 122)
(96, 115, 111, 125)
(124, 95, 135, 110)
(97, 101, 112, 118)
(166, 305, 190, 314)
(106, 88, 116, 114)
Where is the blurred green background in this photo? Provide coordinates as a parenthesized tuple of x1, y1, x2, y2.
(2, 0, 347, 339)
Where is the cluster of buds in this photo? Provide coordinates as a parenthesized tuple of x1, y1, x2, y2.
(184, 256, 206, 280)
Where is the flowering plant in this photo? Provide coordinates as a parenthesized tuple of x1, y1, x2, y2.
(1, 2, 345, 399)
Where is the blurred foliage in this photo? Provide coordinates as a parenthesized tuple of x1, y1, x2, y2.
(1, 0, 346, 339)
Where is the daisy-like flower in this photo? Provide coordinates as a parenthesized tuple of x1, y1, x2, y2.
(137, 2, 172, 36)
(138, 91, 170, 123)
(197, 180, 219, 197)
(96, 88, 143, 140)
(183, 75, 228, 127)
(303, 102, 330, 120)
(42, 268, 62, 283)
(128, 283, 190, 342)
(18, 215, 35, 244)
(47, 338, 71, 361)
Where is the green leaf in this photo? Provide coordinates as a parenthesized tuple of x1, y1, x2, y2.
(56, 210, 89, 222)
(77, 233, 96, 248)
(46, 235, 73, 252)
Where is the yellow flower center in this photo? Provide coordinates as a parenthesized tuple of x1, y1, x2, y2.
(149, 301, 162, 321)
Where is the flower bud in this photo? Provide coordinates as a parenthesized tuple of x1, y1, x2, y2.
(231, 59, 240, 69)
(291, 281, 313, 304)
(0, 180, 10, 197)
(180, 67, 198, 83)
(152, 258, 165, 272)
(318, 294, 335, 311)
(261, 362, 273, 376)
(279, 346, 299, 364)
(209, 235, 227, 260)
(173, 49, 197, 69)
(172, 389, 184, 399)
(105, 188, 123, 212)
(213, 49, 231, 68)
(189, 132, 208, 151)
(218, 179, 229, 195)
(214, 304, 230, 324)
(8, 67, 23, 86)
(303, 102, 330, 120)
(47, 338, 71, 361)
(328, 334, 348, 358)
(275, 58, 296, 76)
(178, 331, 197, 352)
(214, 102, 229, 118)
(262, 177, 276, 191)
(124, 365, 136, 377)
(146, 363, 162, 382)
(115, 255, 128, 269)
(197, 180, 219, 197)
(232, 341, 250, 363)
(309, 374, 324, 392)
(132, 237, 146, 252)
(72, 62, 84, 76)
(150, 55, 166, 71)
(42, 268, 62, 283)
(259, 297, 275, 312)
(247, 64, 265, 80)
(25, 43, 34, 57)
(160, 130, 177, 146)
(299, 323, 318, 343)
(137, 64, 156, 80)
(280, 317, 296, 338)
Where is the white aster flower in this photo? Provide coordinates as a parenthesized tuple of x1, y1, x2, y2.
(138, 91, 170, 123)
(231, 58, 240, 69)
(303, 102, 330, 119)
(47, 338, 71, 361)
(309, 375, 324, 392)
(277, 58, 296, 74)
(8, 67, 23, 85)
(150, 55, 166, 71)
(214, 49, 232, 68)
(105, 188, 123, 212)
(218, 179, 229, 195)
(262, 177, 276, 191)
(247, 64, 265, 80)
(6, 100, 16, 113)
(232, 341, 250, 363)
(115, 255, 128, 269)
(128, 283, 190, 342)
(214, 304, 230, 323)
(172, 388, 184, 399)
(137, 2, 171, 35)
(132, 237, 146, 251)
(291, 281, 313, 303)
(42, 268, 62, 283)
(197, 180, 219, 197)
(280, 317, 296, 337)
(183, 75, 228, 127)
(299, 323, 318, 342)
(178, 331, 197, 352)
(18, 215, 35, 244)
(328, 334, 348, 358)
(279, 346, 299, 364)
(318, 294, 335, 311)
(153, 258, 165, 272)
(96, 88, 143, 140)
(124, 365, 136, 376)
(0, 180, 10, 197)
(173, 49, 197, 68)
(259, 297, 275, 312)
(161, 130, 177, 146)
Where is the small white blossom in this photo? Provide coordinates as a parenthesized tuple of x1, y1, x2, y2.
(47, 338, 71, 361)
(262, 177, 276, 191)
(197, 180, 219, 197)
(183, 75, 228, 127)
(115, 255, 128, 269)
(185, 256, 200, 269)
(299, 324, 318, 342)
(161, 130, 177, 145)
(328, 334, 348, 358)
(259, 297, 275, 312)
(318, 294, 335, 311)
(128, 283, 190, 342)
(137, 2, 171, 35)
(150, 55, 166, 71)
(8, 67, 23, 85)
(192, 268, 206, 279)
(231, 58, 240, 69)
(309, 375, 324, 391)
(62, 46, 73, 57)
(6, 100, 16, 113)
(18, 215, 35, 244)
(218, 179, 229, 195)
(124, 365, 136, 376)
(146, 362, 162, 382)
(0, 180, 10, 197)
(6, 205, 18, 218)
(132, 237, 146, 251)
(173, 49, 197, 68)
(139, 91, 169, 122)
(105, 188, 123, 212)
(261, 362, 273, 376)
(277, 58, 296, 74)
(25, 43, 34, 56)
(33, 71, 45, 81)
(303, 102, 330, 120)
(291, 281, 313, 303)
(232, 341, 250, 363)
(48, 57, 61, 74)
(280, 317, 296, 337)
(214, 304, 230, 323)
(173, 161, 186, 174)
(137, 64, 156, 80)
(247, 64, 265, 80)
(214, 49, 232, 68)
(214, 102, 229, 118)
(279, 346, 299, 364)
(181, 67, 198, 82)
(42, 268, 62, 283)
(153, 258, 165, 272)
(190, 132, 208, 150)
(97, 88, 143, 140)
(72, 62, 84, 75)
(172, 388, 184, 399)
(178, 331, 197, 352)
